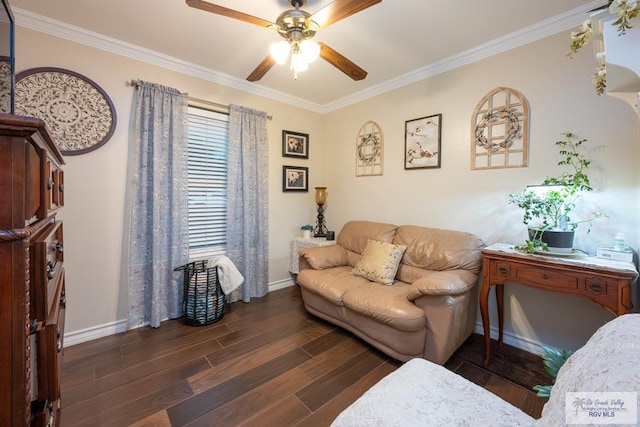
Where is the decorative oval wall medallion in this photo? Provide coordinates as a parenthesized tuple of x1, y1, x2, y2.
(471, 87, 529, 170)
(15, 67, 117, 155)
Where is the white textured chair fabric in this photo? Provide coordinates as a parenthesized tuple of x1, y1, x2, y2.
(332, 314, 640, 427)
(533, 313, 640, 426)
(331, 357, 534, 427)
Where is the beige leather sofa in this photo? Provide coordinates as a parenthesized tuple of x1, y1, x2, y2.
(296, 220, 484, 364)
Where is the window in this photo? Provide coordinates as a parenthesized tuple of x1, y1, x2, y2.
(187, 106, 229, 260)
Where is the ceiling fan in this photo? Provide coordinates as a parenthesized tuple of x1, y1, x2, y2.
(186, 0, 382, 81)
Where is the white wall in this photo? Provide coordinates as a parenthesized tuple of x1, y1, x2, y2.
(16, 28, 323, 341)
(322, 32, 640, 351)
(18, 25, 639, 353)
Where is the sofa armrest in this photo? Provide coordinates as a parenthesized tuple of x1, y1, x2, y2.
(407, 270, 478, 299)
(299, 245, 349, 271)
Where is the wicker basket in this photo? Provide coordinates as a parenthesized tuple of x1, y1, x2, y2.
(174, 260, 226, 326)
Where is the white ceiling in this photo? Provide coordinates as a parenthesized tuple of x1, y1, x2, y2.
(11, 0, 600, 111)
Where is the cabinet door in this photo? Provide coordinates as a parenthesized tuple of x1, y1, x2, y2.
(48, 161, 64, 212)
(31, 221, 64, 322)
(36, 274, 65, 404)
(41, 153, 64, 216)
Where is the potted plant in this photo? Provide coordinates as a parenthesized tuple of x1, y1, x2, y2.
(533, 345, 573, 398)
(508, 132, 604, 253)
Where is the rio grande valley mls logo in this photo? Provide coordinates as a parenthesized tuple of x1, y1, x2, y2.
(566, 392, 638, 424)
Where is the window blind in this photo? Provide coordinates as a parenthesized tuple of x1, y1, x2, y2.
(187, 106, 229, 260)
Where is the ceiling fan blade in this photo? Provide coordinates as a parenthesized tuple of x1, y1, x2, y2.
(246, 55, 277, 82)
(186, 0, 274, 28)
(311, 0, 382, 28)
(318, 43, 367, 81)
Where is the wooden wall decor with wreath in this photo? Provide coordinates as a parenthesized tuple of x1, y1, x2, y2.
(471, 87, 529, 170)
(355, 120, 383, 176)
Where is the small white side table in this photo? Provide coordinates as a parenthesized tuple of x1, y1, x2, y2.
(289, 237, 335, 274)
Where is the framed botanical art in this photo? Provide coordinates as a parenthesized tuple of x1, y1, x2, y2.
(282, 130, 309, 159)
(282, 165, 308, 192)
(404, 114, 442, 169)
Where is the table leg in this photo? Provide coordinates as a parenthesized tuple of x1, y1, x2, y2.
(479, 268, 492, 366)
(496, 283, 504, 346)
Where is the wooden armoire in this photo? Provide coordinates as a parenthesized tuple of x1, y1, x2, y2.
(0, 114, 66, 426)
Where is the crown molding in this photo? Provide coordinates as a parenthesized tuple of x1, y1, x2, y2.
(13, 7, 325, 113)
(14, 2, 601, 114)
(320, 1, 603, 113)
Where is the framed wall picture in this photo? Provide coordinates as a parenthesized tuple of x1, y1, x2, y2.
(404, 114, 442, 169)
(282, 130, 309, 159)
(283, 165, 309, 192)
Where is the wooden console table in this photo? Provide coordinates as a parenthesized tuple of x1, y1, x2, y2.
(480, 243, 638, 366)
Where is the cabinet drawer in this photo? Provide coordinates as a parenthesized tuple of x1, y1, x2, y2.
(514, 266, 578, 290)
(584, 276, 617, 307)
(31, 221, 64, 321)
(36, 275, 66, 404)
(492, 261, 512, 279)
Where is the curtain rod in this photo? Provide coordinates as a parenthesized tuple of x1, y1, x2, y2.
(127, 80, 272, 120)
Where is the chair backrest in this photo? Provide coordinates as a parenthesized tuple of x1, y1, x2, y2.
(536, 314, 640, 426)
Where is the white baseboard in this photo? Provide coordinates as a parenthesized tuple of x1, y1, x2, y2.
(473, 321, 544, 355)
(64, 319, 129, 347)
(64, 278, 297, 347)
(268, 277, 295, 292)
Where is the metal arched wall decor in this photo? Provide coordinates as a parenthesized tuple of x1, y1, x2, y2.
(356, 120, 383, 176)
(471, 87, 529, 170)
(15, 67, 117, 155)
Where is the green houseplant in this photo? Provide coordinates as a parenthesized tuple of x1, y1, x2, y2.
(508, 132, 604, 253)
(533, 345, 574, 398)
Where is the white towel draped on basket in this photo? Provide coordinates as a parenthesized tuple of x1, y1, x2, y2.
(208, 256, 244, 295)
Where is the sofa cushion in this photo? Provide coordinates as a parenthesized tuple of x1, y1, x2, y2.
(351, 240, 407, 285)
(337, 221, 398, 256)
(342, 282, 425, 331)
(394, 225, 484, 273)
(297, 266, 371, 306)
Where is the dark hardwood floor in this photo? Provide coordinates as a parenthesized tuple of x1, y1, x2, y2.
(61, 286, 547, 426)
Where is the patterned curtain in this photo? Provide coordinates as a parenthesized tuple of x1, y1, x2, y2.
(226, 104, 269, 302)
(126, 81, 189, 328)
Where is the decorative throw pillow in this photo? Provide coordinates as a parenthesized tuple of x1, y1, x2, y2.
(351, 239, 407, 285)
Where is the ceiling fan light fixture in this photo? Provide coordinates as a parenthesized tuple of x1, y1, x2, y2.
(300, 40, 320, 63)
(189, 0, 376, 82)
(290, 51, 309, 73)
(269, 40, 291, 64)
